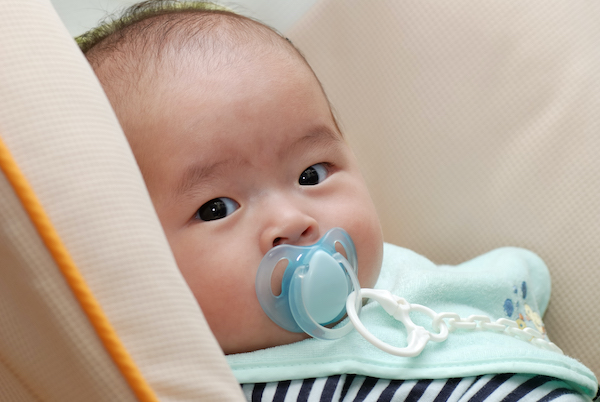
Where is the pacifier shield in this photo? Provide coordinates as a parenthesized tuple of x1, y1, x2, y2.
(255, 227, 361, 340)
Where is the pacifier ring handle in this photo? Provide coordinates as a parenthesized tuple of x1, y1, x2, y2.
(346, 289, 446, 357)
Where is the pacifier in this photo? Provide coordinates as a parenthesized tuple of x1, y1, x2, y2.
(255, 227, 362, 340)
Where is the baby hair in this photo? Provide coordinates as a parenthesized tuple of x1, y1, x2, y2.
(77, 0, 303, 72)
(77, 0, 341, 140)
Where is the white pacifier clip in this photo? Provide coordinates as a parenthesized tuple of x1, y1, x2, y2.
(345, 289, 563, 357)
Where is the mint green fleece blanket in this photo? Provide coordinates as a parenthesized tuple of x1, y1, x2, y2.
(227, 244, 598, 397)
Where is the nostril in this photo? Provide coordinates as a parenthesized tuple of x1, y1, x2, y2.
(301, 226, 316, 241)
(273, 237, 282, 247)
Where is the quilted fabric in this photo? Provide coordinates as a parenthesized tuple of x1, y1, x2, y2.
(289, 0, 600, 377)
(0, 1, 243, 400)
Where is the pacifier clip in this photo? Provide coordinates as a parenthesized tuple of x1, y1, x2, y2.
(346, 288, 563, 357)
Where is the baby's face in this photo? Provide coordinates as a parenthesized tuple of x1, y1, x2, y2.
(119, 47, 383, 354)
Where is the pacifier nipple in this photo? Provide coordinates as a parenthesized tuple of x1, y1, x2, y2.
(255, 228, 361, 340)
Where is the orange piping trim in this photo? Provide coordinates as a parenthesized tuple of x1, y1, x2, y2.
(0, 135, 159, 402)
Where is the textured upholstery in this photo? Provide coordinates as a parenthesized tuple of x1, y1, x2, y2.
(289, 0, 600, 377)
(0, 0, 244, 400)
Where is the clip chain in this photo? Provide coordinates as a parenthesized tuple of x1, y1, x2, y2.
(346, 289, 563, 357)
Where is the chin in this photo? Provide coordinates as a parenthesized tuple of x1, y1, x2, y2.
(222, 328, 310, 355)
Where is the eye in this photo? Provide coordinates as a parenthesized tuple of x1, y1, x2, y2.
(299, 163, 329, 186)
(195, 197, 240, 221)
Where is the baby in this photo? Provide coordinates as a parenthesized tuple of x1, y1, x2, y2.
(78, 1, 597, 401)
(78, 0, 383, 356)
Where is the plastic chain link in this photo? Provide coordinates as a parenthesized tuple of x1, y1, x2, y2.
(346, 289, 563, 357)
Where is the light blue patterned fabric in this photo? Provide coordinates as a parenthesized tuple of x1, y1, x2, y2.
(227, 244, 598, 398)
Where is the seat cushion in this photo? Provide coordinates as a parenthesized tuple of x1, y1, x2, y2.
(0, 1, 244, 400)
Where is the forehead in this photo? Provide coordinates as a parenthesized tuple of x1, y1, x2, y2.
(89, 11, 305, 93)
(96, 14, 331, 134)
(106, 19, 332, 135)
(167, 50, 338, 155)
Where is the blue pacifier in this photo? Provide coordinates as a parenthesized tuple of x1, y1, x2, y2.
(256, 228, 362, 340)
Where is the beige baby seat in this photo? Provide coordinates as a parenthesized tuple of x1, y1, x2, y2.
(1, 0, 598, 400)
(0, 0, 243, 400)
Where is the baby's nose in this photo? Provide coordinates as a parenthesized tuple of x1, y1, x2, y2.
(272, 225, 317, 247)
(260, 209, 320, 254)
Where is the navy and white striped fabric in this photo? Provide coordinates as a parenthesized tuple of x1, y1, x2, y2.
(241, 374, 596, 402)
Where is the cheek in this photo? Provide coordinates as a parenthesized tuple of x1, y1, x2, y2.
(352, 207, 383, 290)
(165, 229, 309, 354)
(166, 234, 255, 332)
(333, 182, 383, 289)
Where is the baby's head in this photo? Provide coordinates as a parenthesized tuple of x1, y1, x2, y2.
(80, 1, 383, 354)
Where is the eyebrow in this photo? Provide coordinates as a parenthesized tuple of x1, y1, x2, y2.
(283, 125, 344, 157)
(175, 160, 233, 198)
(175, 125, 343, 197)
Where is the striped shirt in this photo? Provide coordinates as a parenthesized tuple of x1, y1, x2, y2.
(241, 374, 597, 402)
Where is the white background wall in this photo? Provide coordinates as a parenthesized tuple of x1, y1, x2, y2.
(50, 0, 318, 36)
